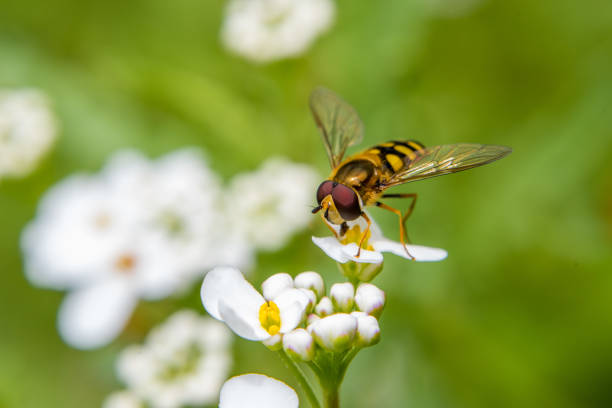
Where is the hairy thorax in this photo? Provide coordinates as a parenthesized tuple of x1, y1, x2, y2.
(332, 159, 382, 206)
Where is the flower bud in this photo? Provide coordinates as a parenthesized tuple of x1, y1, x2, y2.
(329, 282, 354, 313)
(310, 313, 357, 352)
(262, 273, 294, 301)
(351, 312, 380, 347)
(298, 288, 317, 314)
(314, 296, 333, 317)
(283, 328, 315, 361)
(294, 271, 325, 299)
(262, 333, 282, 351)
(355, 283, 385, 318)
(306, 313, 320, 327)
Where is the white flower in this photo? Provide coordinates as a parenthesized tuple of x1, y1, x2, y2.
(0, 89, 57, 179)
(329, 282, 354, 313)
(102, 391, 143, 408)
(283, 328, 315, 361)
(312, 215, 448, 264)
(201, 267, 310, 341)
(224, 157, 319, 251)
(221, 0, 335, 63)
(310, 313, 357, 352)
(219, 374, 298, 408)
(21, 148, 250, 349)
(354, 283, 386, 318)
(116, 310, 232, 408)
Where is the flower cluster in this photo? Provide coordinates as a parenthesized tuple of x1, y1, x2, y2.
(201, 266, 387, 407)
(0, 88, 57, 179)
(104, 310, 232, 408)
(21, 149, 318, 349)
(221, 0, 335, 63)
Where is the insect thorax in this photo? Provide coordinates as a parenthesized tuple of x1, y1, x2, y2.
(332, 159, 381, 204)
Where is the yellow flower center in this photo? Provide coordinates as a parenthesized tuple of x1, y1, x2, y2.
(259, 301, 281, 335)
(340, 225, 374, 251)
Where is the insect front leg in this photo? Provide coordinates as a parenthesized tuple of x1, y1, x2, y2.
(355, 212, 372, 258)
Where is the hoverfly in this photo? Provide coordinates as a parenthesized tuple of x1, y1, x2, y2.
(310, 86, 512, 258)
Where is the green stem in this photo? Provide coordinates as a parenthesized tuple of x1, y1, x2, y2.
(323, 385, 340, 408)
(277, 350, 322, 408)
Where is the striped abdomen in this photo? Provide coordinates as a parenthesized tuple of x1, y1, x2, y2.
(365, 140, 425, 174)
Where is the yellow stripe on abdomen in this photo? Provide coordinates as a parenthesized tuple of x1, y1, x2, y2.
(385, 154, 404, 172)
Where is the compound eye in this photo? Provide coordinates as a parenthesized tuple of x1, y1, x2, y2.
(331, 183, 361, 221)
(316, 180, 334, 204)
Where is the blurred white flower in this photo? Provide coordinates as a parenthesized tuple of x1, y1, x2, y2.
(102, 391, 143, 408)
(116, 310, 232, 408)
(219, 374, 298, 408)
(0, 88, 57, 179)
(225, 157, 319, 251)
(221, 0, 335, 63)
(201, 267, 310, 341)
(312, 215, 448, 264)
(21, 148, 251, 349)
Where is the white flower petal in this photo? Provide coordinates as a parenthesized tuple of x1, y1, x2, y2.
(273, 288, 309, 333)
(201, 267, 262, 321)
(219, 374, 298, 408)
(311, 236, 383, 264)
(58, 278, 136, 349)
(372, 239, 448, 262)
(261, 273, 294, 301)
(218, 298, 269, 341)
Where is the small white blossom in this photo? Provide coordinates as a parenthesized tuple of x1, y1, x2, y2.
(219, 374, 298, 408)
(283, 328, 315, 361)
(329, 282, 355, 313)
(225, 157, 319, 250)
(294, 271, 325, 299)
(102, 391, 143, 408)
(312, 215, 448, 264)
(351, 311, 381, 347)
(221, 0, 335, 63)
(354, 283, 386, 318)
(201, 267, 310, 341)
(115, 310, 232, 408)
(310, 313, 357, 352)
(0, 89, 57, 179)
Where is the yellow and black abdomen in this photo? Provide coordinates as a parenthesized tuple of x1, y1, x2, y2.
(363, 140, 425, 175)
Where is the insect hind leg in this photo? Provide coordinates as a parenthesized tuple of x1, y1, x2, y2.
(377, 193, 418, 259)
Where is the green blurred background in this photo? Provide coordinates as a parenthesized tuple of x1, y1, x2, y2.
(1, 0, 612, 407)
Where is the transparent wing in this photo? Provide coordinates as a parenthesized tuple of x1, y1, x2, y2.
(310, 87, 364, 168)
(381, 143, 512, 187)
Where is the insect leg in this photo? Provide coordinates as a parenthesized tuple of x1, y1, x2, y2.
(319, 207, 340, 239)
(356, 212, 372, 258)
(380, 193, 417, 243)
(375, 201, 415, 260)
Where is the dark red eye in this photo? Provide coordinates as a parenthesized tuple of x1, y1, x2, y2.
(331, 183, 361, 221)
(316, 180, 334, 204)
